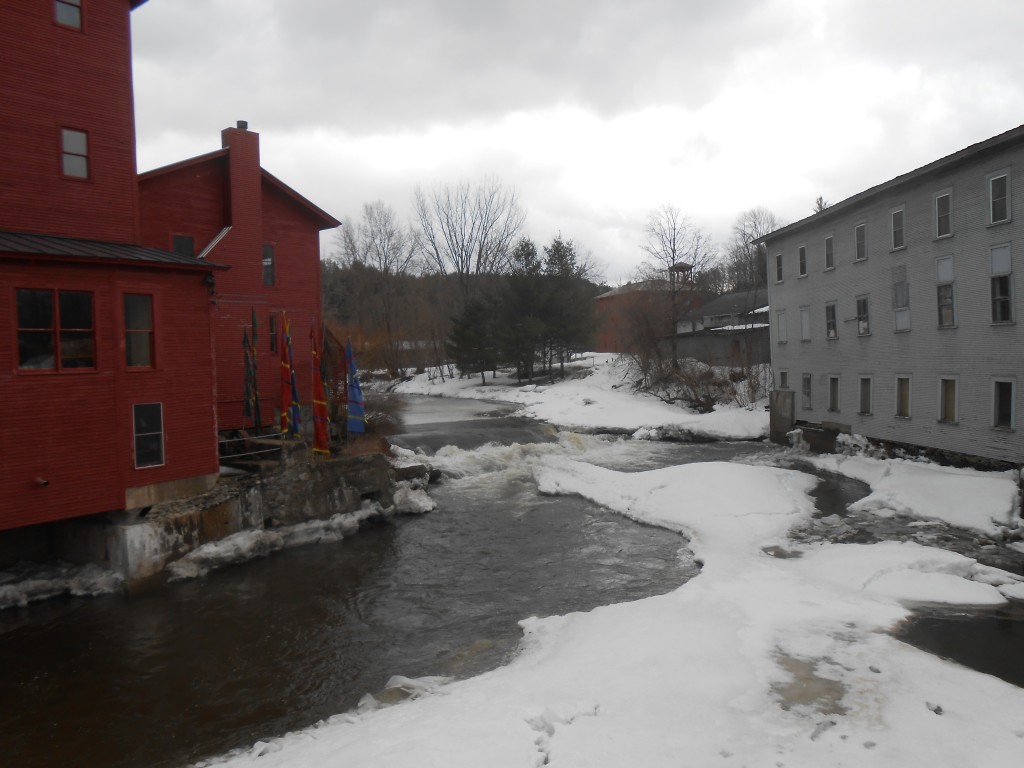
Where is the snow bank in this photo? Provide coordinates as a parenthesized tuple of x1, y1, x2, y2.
(205, 456, 1024, 768)
(394, 354, 769, 440)
(0, 562, 122, 610)
(810, 454, 1019, 535)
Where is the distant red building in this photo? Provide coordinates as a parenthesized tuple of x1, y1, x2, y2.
(595, 279, 704, 354)
(138, 124, 340, 431)
(0, 1, 337, 533)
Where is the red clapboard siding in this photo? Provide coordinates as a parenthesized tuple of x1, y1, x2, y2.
(0, 1, 139, 244)
(0, 262, 219, 531)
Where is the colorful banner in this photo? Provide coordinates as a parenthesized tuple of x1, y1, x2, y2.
(280, 315, 301, 437)
(346, 338, 366, 434)
(310, 325, 330, 456)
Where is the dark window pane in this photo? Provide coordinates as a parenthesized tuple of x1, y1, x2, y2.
(124, 294, 152, 331)
(60, 331, 95, 368)
(59, 290, 93, 329)
(134, 403, 164, 467)
(135, 434, 163, 467)
(995, 382, 1013, 427)
(134, 403, 162, 433)
(17, 289, 53, 328)
(18, 331, 55, 369)
(172, 235, 195, 257)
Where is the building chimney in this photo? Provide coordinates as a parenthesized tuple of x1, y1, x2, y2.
(237, 120, 248, 130)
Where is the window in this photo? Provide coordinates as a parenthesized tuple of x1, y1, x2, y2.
(801, 373, 812, 410)
(896, 376, 911, 418)
(891, 208, 905, 250)
(856, 296, 870, 336)
(776, 310, 787, 343)
(124, 294, 154, 367)
(779, 371, 789, 390)
(16, 288, 95, 370)
(262, 244, 275, 286)
(989, 172, 1010, 224)
(133, 403, 165, 468)
(828, 376, 840, 412)
(939, 377, 957, 424)
(798, 246, 807, 277)
(825, 302, 837, 339)
(775, 253, 783, 283)
(990, 243, 1013, 323)
(55, 0, 82, 29)
(854, 223, 866, 261)
(61, 128, 88, 178)
(172, 235, 194, 258)
(935, 191, 951, 238)
(892, 265, 910, 331)
(799, 306, 811, 341)
(936, 256, 955, 327)
(269, 314, 277, 353)
(859, 377, 872, 415)
(824, 235, 834, 270)
(994, 379, 1015, 429)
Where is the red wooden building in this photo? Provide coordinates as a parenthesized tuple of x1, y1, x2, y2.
(0, 1, 337, 534)
(138, 124, 340, 431)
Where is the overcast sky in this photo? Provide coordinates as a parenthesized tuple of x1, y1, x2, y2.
(131, 0, 1024, 284)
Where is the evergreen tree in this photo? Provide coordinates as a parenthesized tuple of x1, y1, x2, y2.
(497, 237, 547, 382)
(446, 298, 497, 385)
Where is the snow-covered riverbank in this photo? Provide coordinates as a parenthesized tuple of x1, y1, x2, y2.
(204, 355, 1024, 768)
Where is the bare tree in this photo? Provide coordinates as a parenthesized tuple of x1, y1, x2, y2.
(637, 205, 717, 366)
(414, 175, 526, 296)
(723, 206, 782, 292)
(813, 195, 831, 213)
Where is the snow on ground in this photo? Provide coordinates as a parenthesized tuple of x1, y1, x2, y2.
(0, 561, 122, 610)
(393, 354, 769, 440)
(205, 356, 1024, 768)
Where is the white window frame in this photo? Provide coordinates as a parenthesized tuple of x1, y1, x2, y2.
(854, 223, 867, 261)
(801, 373, 812, 410)
(891, 206, 906, 251)
(828, 375, 840, 413)
(858, 376, 872, 415)
(799, 306, 811, 341)
(798, 245, 807, 277)
(856, 295, 870, 336)
(778, 370, 789, 390)
(776, 309, 787, 344)
(936, 256, 956, 328)
(934, 189, 952, 238)
(825, 302, 837, 339)
(993, 378, 1016, 430)
(895, 375, 912, 419)
(892, 265, 910, 332)
(938, 376, 958, 424)
(824, 234, 834, 270)
(988, 170, 1011, 225)
(990, 243, 1013, 324)
(775, 253, 783, 283)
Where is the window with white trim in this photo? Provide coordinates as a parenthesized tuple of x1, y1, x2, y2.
(935, 191, 952, 238)
(801, 373, 812, 410)
(891, 208, 905, 250)
(989, 172, 1010, 224)
(936, 256, 956, 328)
(854, 223, 866, 261)
(994, 379, 1015, 429)
(799, 306, 811, 341)
(892, 265, 910, 332)
(859, 377, 872, 415)
(939, 377, 958, 424)
(990, 243, 1013, 323)
(828, 375, 840, 412)
(856, 295, 870, 336)
(133, 403, 165, 468)
(825, 302, 837, 339)
(776, 309, 787, 343)
(798, 246, 807, 277)
(775, 253, 783, 282)
(895, 376, 911, 418)
(824, 235, 834, 270)
(779, 370, 789, 389)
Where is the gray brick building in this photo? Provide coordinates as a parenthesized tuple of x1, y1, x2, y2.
(762, 124, 1024, 464)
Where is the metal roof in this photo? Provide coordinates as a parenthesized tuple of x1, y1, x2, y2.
(681, 287, 768, 320)
(0, 231, 220, 270)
